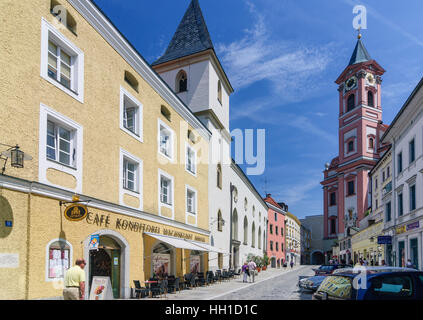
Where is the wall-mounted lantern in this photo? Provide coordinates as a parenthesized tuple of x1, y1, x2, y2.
(1, 143, 33, 174)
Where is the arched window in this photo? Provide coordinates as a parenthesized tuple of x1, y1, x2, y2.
(124, 70, 139, 92)
(367, 91, 374, 107)
(190, 250, 202, 273)
(347, 94, 355, 112)
(50, 0, 77, 34)
(217, 80, 222, 104)
(47, 239, 71, 280)
(369, 137, 374, 150)
(152, 243, 172, 277)
(258, 227, 262, 250)
(243, 216, 248, 245)
(217, 210, 223, 232)
(347, 140, 354, 153)
(161, 105, 171, 122)
(217, 164, 222, 189)
(251, 222, 256, 248)
(232, 209, 238, 241)
(176, 70, 187, 93)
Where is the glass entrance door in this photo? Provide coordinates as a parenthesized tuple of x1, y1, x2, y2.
(410, 238, 418, 270)
(398, 241, 405, 267)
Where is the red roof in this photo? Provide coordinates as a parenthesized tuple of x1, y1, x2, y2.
(263, 194, 283, 210)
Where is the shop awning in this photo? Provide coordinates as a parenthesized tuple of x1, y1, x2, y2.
(186, 239, 229, 254)
(144, 232, 207, 251)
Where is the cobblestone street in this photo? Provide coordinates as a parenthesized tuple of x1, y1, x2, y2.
(141, 265, 316, 300)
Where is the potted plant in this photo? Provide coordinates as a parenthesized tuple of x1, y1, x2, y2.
(262, 254, 270, 271)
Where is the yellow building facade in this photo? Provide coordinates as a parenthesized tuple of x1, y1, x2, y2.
(0, 0, 211, 299)
(351, 222, 385, 265)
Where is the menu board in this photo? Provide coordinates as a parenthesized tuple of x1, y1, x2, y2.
(89, 277, 114, 300)
(48, 249, 69, 279)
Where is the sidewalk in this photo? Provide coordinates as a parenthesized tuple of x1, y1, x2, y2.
(141, 265, 308, 300)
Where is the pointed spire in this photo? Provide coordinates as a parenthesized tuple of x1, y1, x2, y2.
(348, 34, 372, 66)
(152, 0, 214, 66)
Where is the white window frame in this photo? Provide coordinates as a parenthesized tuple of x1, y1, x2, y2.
(119, 86, 143, 143)
(158, 119, 175, 162)
(41, 18, 84, 103)
(185, 142, 197, 176)
(158, 169, 175, 219)
(119, 148, 143, 210)
(39, 103, 83, 193)
(185, 185, 198, 226)
(45, 238, 73, 282)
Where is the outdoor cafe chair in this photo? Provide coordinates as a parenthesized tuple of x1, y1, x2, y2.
(150, 279, 166, 298)
(167, 277, 180, 293)
(133, 280, 149, 299)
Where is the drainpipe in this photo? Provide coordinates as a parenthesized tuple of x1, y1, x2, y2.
(229, 183, 234, 269)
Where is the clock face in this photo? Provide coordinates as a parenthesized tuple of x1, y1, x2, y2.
(345, 77, 357, 90)
(366, 73, 375, 85)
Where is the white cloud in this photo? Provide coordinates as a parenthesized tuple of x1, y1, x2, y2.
(216, 2, 334, 102)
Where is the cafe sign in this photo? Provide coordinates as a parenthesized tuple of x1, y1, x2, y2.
(396, 226, 406, 235)
(64, 203, 88, 222)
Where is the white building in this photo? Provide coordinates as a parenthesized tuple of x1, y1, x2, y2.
(382, 77, 423, 270)
(229, 162, 268, 269)
(152, 0, 266, 271)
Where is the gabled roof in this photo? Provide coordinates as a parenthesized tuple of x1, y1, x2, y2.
(152, 0, 214, 66)
(348, 39, 372, 66)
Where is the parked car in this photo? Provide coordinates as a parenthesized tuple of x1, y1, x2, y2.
(313, 264, 353, 276)
(313, 267, 423, 300)
(298, 275, 327, 292)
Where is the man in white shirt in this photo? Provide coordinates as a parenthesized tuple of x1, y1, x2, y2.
(247, 260, 257, 283)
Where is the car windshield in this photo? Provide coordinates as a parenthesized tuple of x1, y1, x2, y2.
(319, 266, 334, 271)
(318, 276, 352, 299)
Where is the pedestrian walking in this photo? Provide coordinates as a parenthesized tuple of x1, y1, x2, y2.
(63, 258, 86, 300)
(242, 262, 249, 283)
(248, 260, 257, 283)
(406, 259, 414, 269)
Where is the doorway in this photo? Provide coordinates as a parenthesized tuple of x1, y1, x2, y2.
(89, 236, 121, 299)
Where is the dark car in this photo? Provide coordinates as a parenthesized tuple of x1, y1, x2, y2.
(313, 267, 423, 300)
(313, 264, 353, 276)
(298, 275, 326, 292)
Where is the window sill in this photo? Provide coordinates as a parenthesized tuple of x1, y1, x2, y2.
(42, 73, 83, 103)
(123, 187, 140, 195)
(158, 151, 174, 162)
(346, 193, 356, 198)
(121, 127, 143, 143)
(46, 158, 77, 171)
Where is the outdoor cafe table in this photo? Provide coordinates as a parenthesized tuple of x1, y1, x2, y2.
(143, 280, 158, 298)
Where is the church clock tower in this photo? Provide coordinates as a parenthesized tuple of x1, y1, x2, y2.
(322, 33, 388, 252)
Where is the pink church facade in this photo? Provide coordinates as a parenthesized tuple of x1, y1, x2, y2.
(321, 36, 389, 260)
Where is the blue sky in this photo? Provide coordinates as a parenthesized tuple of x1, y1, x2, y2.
(94, 0, 423, 219)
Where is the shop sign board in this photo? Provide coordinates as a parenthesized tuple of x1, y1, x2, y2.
(89, 234, 100, 250)
(89, 276, 114, 300)
(64, 204, 88, 222)
(396, 226, 406, 235)
(377, 236, 392, 245)
(407, 221, 420, 231)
